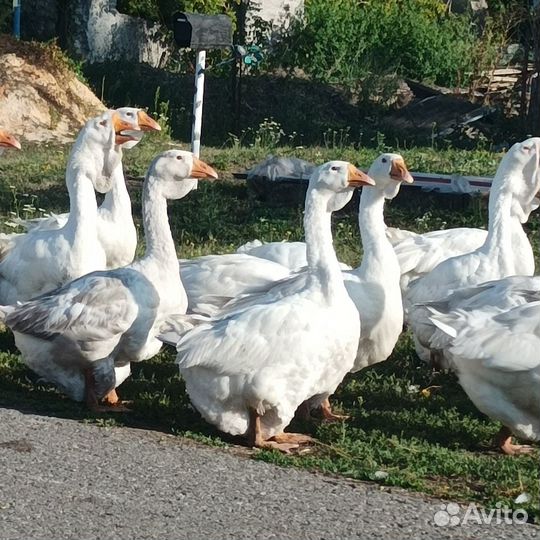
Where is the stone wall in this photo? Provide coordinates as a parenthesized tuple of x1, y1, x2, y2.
(68, 0, 170, 67)
(21, 0, 171, 68)
(255, 0, 303, 23)
(18, 0, 306, 67)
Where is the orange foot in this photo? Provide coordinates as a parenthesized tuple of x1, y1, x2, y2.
(258, 440, 300, 454)
(247, 408, 315, 454)
(496, 426, 536, 456)
(320, 398, 349, 422)
(101, 388, 132, 412)
(270, 432, 315, 445)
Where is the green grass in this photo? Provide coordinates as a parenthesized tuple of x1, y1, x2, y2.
(0, 137, 538, 522)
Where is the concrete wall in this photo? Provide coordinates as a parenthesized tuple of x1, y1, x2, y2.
(19, 0, 305, 67)
(68, 0, 170, 67)
(255, 0, 303, 22)
(21, 0, 170, 67)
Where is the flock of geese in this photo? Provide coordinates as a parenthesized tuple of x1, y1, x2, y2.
(0, 109, 538, 456)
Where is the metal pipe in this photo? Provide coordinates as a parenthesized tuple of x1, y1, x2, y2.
(12, 0, 21, 39)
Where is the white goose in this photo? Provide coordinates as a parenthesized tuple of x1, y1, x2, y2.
(181, 160, 358, 313)
(343, 154, 413, 373)
(171, 162, 373, 451)
(216, 154, 413, 420)
(387, 160, 537, 294)
(407, 138, 540, 360)
(0, 129, 21, 154)
(387, 220, 535, 294)
(0, 110, 141, 304)
(180, 253, 293, 313)
(426, 286, 540, 455)
(0, 150, 218, 410)
(14, 108, 161, 269)
(235, 240, 352, 272)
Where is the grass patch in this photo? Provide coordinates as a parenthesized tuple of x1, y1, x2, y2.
(0, 138, 538, 521)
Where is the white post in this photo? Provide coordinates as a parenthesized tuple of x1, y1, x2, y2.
(191, 50, 206, 158)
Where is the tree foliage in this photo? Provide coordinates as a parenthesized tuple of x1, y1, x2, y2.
(116, 0, 239, 25)
(269, 0, 483, 87)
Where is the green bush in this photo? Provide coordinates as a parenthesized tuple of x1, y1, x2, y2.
(271, 0, 480, 87)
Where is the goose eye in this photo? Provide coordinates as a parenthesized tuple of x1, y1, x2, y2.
(127, 112, 134, 117)
(176, 155, 184, 161)
(381, 157, 387, 163)
(330, 166, 339, 171)
(523, 146, 531, 152)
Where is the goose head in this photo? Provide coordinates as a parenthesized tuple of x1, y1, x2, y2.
(114, 107, 161, 149)
(501, 137, 540, 223)
(311, 160, 374, 212)
(0, 130, 21, 156)
(78, 110, 141, 193)
(368, 153, 414, 199)
(147, 150, 219, 200)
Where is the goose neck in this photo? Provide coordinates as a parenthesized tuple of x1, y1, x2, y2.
(100, 163, 131, 217)
(140, 174, 178, 267)
(485, 175, 516, 250)
(304, 187, 345, 298)
(64, 171, 98, 240)
(358, 187, 387, 249)
(354, 186, 400, 280)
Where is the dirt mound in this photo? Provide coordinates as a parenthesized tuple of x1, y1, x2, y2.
(0, 35, 105, 143)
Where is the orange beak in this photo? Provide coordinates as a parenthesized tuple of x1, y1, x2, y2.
(137, 110, 161, 132)
(0, 130, 21, 150)
(112, 111, 141, 145)
(190, 157, 219, 180)
(390, 158, 414, 183)
(347, 163, 375, 187)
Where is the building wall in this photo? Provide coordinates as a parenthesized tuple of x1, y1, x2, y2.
(254, 0, 303, 22)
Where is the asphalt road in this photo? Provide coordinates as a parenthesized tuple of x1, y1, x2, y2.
(0, 407, 538, 540)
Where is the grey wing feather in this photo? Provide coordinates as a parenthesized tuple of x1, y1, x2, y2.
(5, 272, 141, 341)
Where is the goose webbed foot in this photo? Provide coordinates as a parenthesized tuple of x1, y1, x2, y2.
(496, 426, 536, 456)
(320, 398, 350, 422)
(101, 388, 133, 412)
(270, 432, 315, 445)
(247, 408, 314, 454)
(84, 370, 131, 413)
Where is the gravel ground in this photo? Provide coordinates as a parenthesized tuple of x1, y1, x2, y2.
(0, 407, 537, 540)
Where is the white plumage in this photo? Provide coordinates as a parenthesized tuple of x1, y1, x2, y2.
(180, 253, 292, 313)
(12, 108, 161, 269)
(173, 161, 373, 451)
(343, 153, 413, 373)
(387, 222, 534, 293)
(426, 281, 540, 454)
(0, 150, 218, 410)
(235, 239, 352, 272)
(407, 138, 540, 360)
(0, 110, 142, 304)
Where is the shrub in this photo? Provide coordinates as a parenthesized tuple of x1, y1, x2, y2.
(270, 0, 481, 87)
(116, 0, 236, 24)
